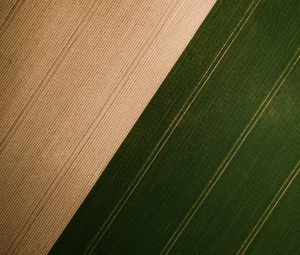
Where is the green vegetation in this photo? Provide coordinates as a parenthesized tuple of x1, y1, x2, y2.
(50, 0, 300, 254)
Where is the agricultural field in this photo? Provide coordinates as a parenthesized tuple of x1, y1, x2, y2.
(51, 0, 300, 254)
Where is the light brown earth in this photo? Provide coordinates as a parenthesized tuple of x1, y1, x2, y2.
(0, 0, 215, 254)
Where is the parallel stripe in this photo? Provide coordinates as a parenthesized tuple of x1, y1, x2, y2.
(85, 1, 261, 254)
(236, 160, 300, 255)
(0, 0, 100, 154)
(161, 47, 300, 254)
(5, 1, 185, 253)
(0, 0, 25, 39)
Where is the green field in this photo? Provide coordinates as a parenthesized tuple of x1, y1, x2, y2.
(50, 0, 300, 254)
